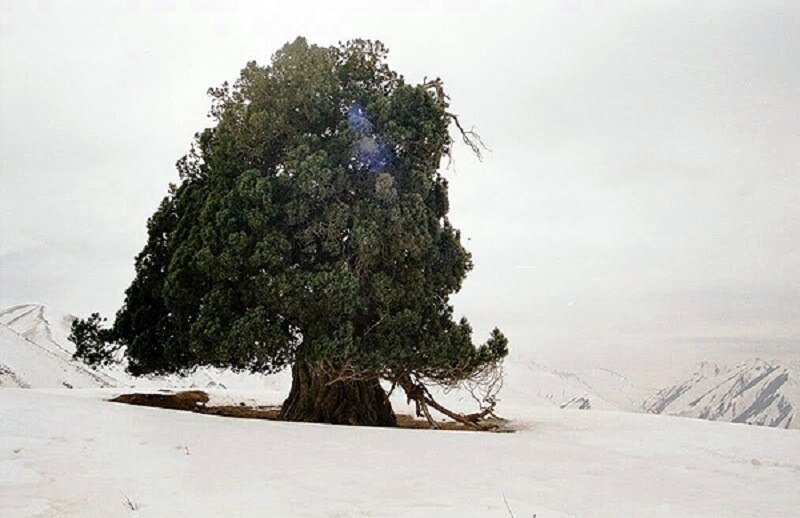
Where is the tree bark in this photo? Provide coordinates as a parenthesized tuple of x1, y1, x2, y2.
(279, 355, 396, 427)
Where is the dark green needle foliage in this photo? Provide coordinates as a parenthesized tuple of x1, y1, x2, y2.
(70, 313, 117, 367)
(71, 38, 508, 426)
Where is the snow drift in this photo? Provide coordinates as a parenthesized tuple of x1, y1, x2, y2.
(1, 388, 798, 517)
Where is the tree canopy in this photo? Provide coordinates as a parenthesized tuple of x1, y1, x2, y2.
(72, 37, 508, 427)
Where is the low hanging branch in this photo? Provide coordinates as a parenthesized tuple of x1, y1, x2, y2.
(397, 372, 501, 431)
(316, 350, 505, 430)
(321, 363, 502, 430)
(422, 77, 490, 161)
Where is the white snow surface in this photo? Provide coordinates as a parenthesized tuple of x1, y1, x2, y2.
(2, 303, 800, 515)
(1, 388, 799, 517)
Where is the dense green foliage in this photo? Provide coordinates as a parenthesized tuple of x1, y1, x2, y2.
(69, 313, 117, 367)
(73, 38, 507, 388)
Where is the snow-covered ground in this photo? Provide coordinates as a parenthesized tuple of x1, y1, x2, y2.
(1, 388, 798, 517)
(2, 303, 800, 515)
(4, 303, 799, 428)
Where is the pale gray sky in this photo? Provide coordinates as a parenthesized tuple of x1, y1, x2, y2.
(2, 1, 798, 377)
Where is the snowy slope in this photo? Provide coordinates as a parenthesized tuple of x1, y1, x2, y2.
(0, 304, 78, 356)
(645, 359, 799, 429)
(0, 304, 288, 392)
(0, 388, 798, 517)
(502, 359, 650, 412)
(0, 305, 120, 388)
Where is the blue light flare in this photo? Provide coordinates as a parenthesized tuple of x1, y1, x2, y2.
(347, 102, 392, 173)
(347, 103, 373, 137)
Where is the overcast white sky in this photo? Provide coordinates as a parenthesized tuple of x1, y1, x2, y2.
(1, 1, 798, 378)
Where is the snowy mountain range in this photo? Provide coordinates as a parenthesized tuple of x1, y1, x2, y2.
(1, 303, 797, 429)
(504, 357, 799, 429)
(644, 359, 799, 429)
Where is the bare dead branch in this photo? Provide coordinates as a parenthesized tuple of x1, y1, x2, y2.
(446, 111, 489, 161)
(463, 365, 504, 418)
(397, 372, 501, 431)
(314, 358, 505, 430)
(421, 77, 450, 109)
(418, 398, 440, 429)
(422, 77, 489, 162)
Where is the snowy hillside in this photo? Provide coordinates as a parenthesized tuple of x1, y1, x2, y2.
(645, 359, 799, 429)
(0, 304, 288, 392)
(2, 309, 797, 515)
(0, 304, 120, 388)
(502, 359, 651, 412)
(1, 388, 798, 517)
(0, 304, 78, 355)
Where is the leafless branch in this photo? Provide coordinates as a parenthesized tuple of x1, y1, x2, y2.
(397, 372, 502, 430)
(422, 77, 490, 162)
(463, 365, 504, 418)
(447, 111, 489, 161)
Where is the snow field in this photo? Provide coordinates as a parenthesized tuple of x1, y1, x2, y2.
(1, 389, 798, 517)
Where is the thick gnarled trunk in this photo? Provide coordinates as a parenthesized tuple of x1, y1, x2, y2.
(279, 356, 396, 427)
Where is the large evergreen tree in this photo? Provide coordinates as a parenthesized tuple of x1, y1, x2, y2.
(72, 38, 508, 427)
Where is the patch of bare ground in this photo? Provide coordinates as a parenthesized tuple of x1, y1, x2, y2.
(200, 404, 281, 420)
(110, 390, 209, 411)
(395, 414, 512, 432)
(110, 391, 512, 432)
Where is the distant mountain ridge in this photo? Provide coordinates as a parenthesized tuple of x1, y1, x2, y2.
(503, 360, 653, 412)
(644, 359, 798, 429)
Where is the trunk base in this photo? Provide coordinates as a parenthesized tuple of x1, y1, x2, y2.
(279, 359, 396, 427)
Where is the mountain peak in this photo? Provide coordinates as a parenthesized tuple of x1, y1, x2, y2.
(646, 359, 798, 429)
(0, 303, 78, 355)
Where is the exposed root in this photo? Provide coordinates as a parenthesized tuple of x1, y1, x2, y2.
(418, 397, 440, 430)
